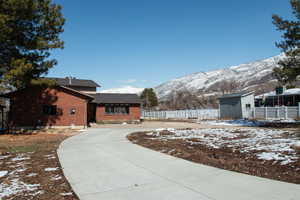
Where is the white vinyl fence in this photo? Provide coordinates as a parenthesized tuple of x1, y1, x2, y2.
(254, 106, 299, 120)
(142, 109, 219, 120)
(142, 106, 300, 120)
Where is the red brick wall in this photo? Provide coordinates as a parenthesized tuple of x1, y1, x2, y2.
(95, 104, 140, 122)
(8, 87, 89, 127)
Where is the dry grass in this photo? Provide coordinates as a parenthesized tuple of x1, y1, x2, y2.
(0, 129, 76, 154)
(0, 129, 80, 200)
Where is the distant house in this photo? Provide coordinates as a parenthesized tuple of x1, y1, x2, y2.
(4, 77, 141, 128)
(218, 91, 254, 119)
(255, 88, 300, 107)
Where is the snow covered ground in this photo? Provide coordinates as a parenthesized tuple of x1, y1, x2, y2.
(198, 119, 298, 127)
(198, 119, 261, 127)
(0, 153, 64, 199)
(0, 154, 41, 198)
(149, 128, 300, 165)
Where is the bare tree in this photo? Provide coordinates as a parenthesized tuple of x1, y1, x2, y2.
(219, 80, 240, 94)
(160, 89, 207, 110)
(252, 81, 279, 96)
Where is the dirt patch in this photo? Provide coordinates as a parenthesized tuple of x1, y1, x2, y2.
(128, 129, 300, 184)
(259, 121, 300, 128)
(0, 129, 80, 199)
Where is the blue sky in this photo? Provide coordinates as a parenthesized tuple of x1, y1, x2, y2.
(49, 0, 293, 90)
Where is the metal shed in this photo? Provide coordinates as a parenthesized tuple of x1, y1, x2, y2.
(218, 91, 254, 119)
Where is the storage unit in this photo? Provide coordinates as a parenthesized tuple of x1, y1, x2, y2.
(219, 91, 254, 119)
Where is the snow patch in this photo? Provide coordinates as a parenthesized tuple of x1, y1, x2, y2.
(51, 175, 62, 181)
(16, 168, 27, 173)
(60, 192, 73, 196)
(0, 178, 40, 198)
(44, 154, 56, 159)
(199, 120, 261, 127)
(44, 167, 59, 172)
(11, 155, 30, 162)
(0, 155, 10, 160)
(26, 173, 38, 177)
(152, 128, 299, 165)
(0, 171, 8, 178)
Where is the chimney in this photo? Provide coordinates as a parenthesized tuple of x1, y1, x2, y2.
(66, 76, 72, 85)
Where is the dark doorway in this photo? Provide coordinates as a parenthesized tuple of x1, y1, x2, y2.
(87, 103, 97, 123)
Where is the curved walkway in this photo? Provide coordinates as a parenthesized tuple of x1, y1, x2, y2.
(58, 126, 300, 200)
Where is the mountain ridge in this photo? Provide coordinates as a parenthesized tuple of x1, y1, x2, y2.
(154, 54, 284, 100)
(100, 54, 284, 101)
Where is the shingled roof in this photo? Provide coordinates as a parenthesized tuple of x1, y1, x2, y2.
(90, 93, 142, 104)
(47, 77, 100, 87)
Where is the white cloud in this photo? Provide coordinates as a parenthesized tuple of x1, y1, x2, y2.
(119, 79, 137, 84)
(100, 85, 144, 94)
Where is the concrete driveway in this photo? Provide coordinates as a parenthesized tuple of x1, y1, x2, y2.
(58, 123, 300, 200)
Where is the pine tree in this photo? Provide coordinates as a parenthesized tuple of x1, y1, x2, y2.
(0, 0, 65, 89)
(272, 0, 300, 85)
(140, 88, 158, 109)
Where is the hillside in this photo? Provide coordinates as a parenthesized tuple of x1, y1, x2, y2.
(154, 54, 284, 100)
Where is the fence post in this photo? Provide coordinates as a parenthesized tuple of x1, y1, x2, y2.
(299, 102, 300, 119)
(265, 107, 267, 119)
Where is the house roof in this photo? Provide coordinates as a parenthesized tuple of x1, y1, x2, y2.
(90, 93, 142, 104)
(47, 77, 100, 88)
(219, 91, 254, 99)
(2, 85, 94, 101)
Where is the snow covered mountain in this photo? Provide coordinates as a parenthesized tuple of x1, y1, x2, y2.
(100, 86, 144, 94)
(154, 54, 285, 100)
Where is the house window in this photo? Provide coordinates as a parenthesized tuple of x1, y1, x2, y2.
(105, 105, 129, 115)
(246, 104, 251, 108)
(43, 105, 57, 115)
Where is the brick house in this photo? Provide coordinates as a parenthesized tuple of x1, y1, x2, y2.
(90, 93, 141, 123)
(5, 77, 141, 128)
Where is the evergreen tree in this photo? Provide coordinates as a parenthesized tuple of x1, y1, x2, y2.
(0, 0, 65, 89)
(272, 0, 300, 85)
(140, 88, 158, 109)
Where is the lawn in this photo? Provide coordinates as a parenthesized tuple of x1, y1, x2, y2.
(128, 127, 300, 184)
(0, 129, 80, 199)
